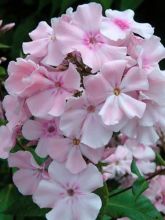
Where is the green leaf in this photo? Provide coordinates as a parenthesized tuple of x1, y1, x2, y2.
(131, 159, 142, 178)
(131, 160, 148, 199)
(0, 66, 6, 77)
(120, 0, 144, 10)
(106, 190, 163, 220)
(0, 214, 12, 220)
(0, 185, 49, 216)
(132, 177, 148, 200)
(155, 152, 165, 166)
(0, 43, 10, 49)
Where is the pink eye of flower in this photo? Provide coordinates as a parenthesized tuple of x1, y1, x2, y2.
(67, 188, 75, 196)
(48, 126, 56, 133)
(113, 88, 121, 96)
(55, 81, 62, 88)
(87, 105, 95, 113)
(114, 18, 130, 30)
(83, 32, 104, 49)
(72, 138, 80, 146)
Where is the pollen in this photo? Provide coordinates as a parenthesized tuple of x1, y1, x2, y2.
(113, 88, 121, 96)
(73, 138, 80, 146)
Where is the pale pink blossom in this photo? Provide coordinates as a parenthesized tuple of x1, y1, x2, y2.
(129, 36, 165, 70)
(55, 3, 126, 72)
(8, 151, 49, 195)
(60, 93, 112, 149)
(86, 60, 148, 126)
(0, 125, 16, 159)
(5, 58, 51, 98)
(3, 95, 31, 129)
(47, 134, 104, 174)
(101, 9, 154, 41)
(26, 63, 80, 117)
(23, 21, 64, 66)
(121, 118, 159, 145)
(22, 118, 61, 157)
(145, 175, 165, 214)
(125, 139, 156, 175)
(103, 145, 133, 179)
(33, 161, 103, 220)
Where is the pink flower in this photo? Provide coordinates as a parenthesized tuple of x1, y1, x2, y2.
(5, 58, 51, 98)
(86, 60, 148, 126)
(145, 175, 165, 214)
(33, 161, 103, 220)
(3, 95, 31, 129)
(55, 3, 126, 72)
(22, 118, 61, 157)
(0, 125, 16, 159)
(103, 145, 132, 179)
(129, 36, 165, 70)
(23, 21, 64, 66)
(8, 151, 49, 195)
(47, 134, 104, 174)
(26, 63, 80, 117)
(60, 93, 112, 149)
(101, 9, 154, 41)
(125, 139, 156, 175)
(121, 118, 159, 145)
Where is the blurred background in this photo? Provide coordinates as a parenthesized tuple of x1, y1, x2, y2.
(0, 0, 165, 61)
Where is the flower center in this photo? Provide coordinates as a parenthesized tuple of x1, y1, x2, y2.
(87, 105, 95, 113)
(73, 138, 80, 146)
(55, 81, 62, 88)
(83, 32, 104, 49)
(48, 126, 56, 133)
(113, 88, 121, 96)
(67, 189, 75, 196)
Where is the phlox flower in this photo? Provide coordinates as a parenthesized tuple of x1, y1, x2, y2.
(103, 145, 133, 179)
(23, 21, 64, 66)
(145, 175, 165, 214)
(33, 161, 103, 220)
(26, 63, 80, 117)
(85, 60, 148, 126)
(8, 151, 49, 195)
(5, 58, 51, 98)
(22, 118, 61, 157)
(55, 3, 126, 72)
(47, 133, 104, 174)
(60, 93, 112, 149)
(101, 9, 154, 41)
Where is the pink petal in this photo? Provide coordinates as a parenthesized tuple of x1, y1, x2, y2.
(81, 113, 112, 148)
(121, 67, 149, 92)
(73, 3, 102, 31)
(29, 21, 52, 40)
(48, 161, 76, 184)
(73, 193, 102, 220)
(77, 163, 103, 191)
(66, 147, 87, 174)
(47, 137, 70, 162)
(119, 94, 146, 119)
(101, 60, 127, 88)
(80, 145, 104, 164)
(46, 198, 73, 220)
(99, 96, 124, 125)
(13, 169, 41, 195)
(8, 151, 39, 169)
(22, 120, 43, 140)
(33, 180, 63, 208)
(27, 89, 55, 118)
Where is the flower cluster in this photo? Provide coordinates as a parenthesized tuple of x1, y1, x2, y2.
(1, 3, 165, 220)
